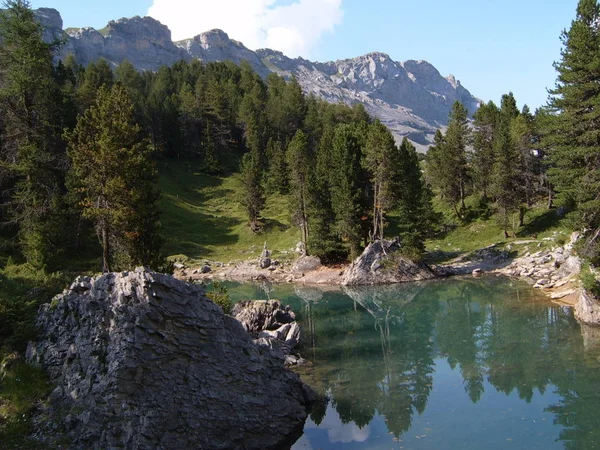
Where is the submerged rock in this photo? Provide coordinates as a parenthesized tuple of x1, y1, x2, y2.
(26, 269, 314, 450)
(342, 238, 436, 286)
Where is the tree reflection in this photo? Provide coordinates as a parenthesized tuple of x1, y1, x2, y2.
(295, 277, 600, 449)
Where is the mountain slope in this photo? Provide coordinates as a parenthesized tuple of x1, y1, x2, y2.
(35, 8, 480, 151)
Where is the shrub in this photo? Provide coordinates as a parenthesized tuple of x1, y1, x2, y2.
(581, 265, 600, 298)
(204, 281, 232, 315)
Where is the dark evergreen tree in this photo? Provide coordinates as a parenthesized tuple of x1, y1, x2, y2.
(363, 120, 400, 241)
(286, 130, 311, 246)
(239, 152, 265, 232)
(396, 138, 436, 255)
(545, 0, 600, 262)
(65, 84, 163, 272)
(472, 101, 499, 201)
(428, 102, 470, 218)
(329, 124, 365, 258)
(491, 94, 523, 237)
(0, 0, 69, 269)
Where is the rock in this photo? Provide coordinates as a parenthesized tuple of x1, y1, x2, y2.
(575, 289, 600, 326)
(342, 238, 436, 286)
(26, 269, 313, 450)
(472, 268, 483, 277)
(550, 289, 576, 300)
(201, 265, 211, 274)
(232, 300, 303, 366)
(173, 262, 185, 270)
(231, 300, 296, 334)
(295, 241, 307, 256)
(258, 242, 272, 269)
(292, 255, 321, 273)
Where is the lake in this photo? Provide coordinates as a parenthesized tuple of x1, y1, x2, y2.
(221, 277, 600, 450)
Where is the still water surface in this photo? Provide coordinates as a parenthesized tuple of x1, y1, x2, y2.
(222, 277, 600, 450)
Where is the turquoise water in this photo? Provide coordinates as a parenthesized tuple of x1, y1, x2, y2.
(221, 277, 600, 450)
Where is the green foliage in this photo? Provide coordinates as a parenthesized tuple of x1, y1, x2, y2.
(363, 120, 399, 241)
(426, 102, 470, 219)
(239, 152, 265, 232)
(286, 130, 312, 246)
(543, 0, 600, 263)
(0, 0, 70, 270)
(395, 138, 437, 255)
(329, 124, 366, 259)
(204, 281, 232, 314)
(491, 94, 523, 236)
(580, 265, 600, 298)
(65, 84, 164, 272)
(0, 359, 53, 449)
(472, 101, 499, 199)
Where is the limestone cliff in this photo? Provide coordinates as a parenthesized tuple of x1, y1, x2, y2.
(32, 8, 480, 151)
(26, 268, 314, 450)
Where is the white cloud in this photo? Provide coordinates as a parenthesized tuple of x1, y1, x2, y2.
(147, 0, 343, 58)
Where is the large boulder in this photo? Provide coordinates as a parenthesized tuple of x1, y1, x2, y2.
(232, 300, 303, 366)
(26, 269, 314, 450)
(342, 238, 437, 286)
(575, 289, 600, 327)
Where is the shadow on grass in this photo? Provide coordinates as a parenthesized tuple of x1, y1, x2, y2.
(259, 218, 290, 234)
(520, 208, 563, 237)
(159, 165, 243, 259)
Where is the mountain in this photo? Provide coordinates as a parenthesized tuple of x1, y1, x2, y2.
(35, 8, 480, 151)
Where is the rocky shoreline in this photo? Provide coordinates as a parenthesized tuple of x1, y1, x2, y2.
(177, 233, 600, 326)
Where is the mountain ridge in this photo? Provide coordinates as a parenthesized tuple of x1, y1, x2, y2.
(34, 8, 480, 151)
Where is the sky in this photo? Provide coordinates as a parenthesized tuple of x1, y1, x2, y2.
(30, 0, 579, 110)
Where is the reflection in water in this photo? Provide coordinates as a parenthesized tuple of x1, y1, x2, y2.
(223, 278, 600, 450)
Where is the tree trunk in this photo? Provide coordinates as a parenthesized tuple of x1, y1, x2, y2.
(102, 222, 111, 273)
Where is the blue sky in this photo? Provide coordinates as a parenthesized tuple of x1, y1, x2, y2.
(30, 0, 578, 110)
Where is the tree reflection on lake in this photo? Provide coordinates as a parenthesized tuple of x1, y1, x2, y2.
(223, 278, 600, 450)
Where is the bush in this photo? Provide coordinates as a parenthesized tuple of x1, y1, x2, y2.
(581, 265, 600, 298)
(204, 281, 232, 314)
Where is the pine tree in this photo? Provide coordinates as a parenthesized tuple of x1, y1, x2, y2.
(65, 84, 163, 272)
(0, 0, 69, 269)
(239, 152, 265, 232)
(363, 120, 399, 241)
(427, 102, 470, 219)
(511, 105, 539, 212)
(396, 138, 436, 255)
(491, 94, 523, 237)
(286, 130, 311, 246)
(472, 101, 499, 200)
(545, 0, 600, 261)
(329, 124, 365, 258)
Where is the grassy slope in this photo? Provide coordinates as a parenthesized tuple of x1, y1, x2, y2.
(159, 162, 572, 264)
(159, 162, 301, 264)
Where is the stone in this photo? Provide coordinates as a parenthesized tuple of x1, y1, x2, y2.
(575, 289, 600, 327)
(342, 238, 436, 286)
(201, 265, 211, 274)
(232, 300, 303, 366)
(258, 242, 272, 269)
(26, 270, 314, 450)
(472, 268, 483, 276)
(292, 255, 321, 273)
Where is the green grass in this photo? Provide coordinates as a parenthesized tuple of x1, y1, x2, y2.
(159, 161, 301, 264)
(425, 194, 572, 263)
(0, 359, 52, 449)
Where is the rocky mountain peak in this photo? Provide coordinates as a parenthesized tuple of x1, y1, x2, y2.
(34, 8, 481, 151)
(105, 15, 173, 46)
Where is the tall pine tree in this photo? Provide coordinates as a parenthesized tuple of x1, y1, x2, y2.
(0, 0, 69, 269)
(545, 0, 600, 262)
(66, 84, 163, 272)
